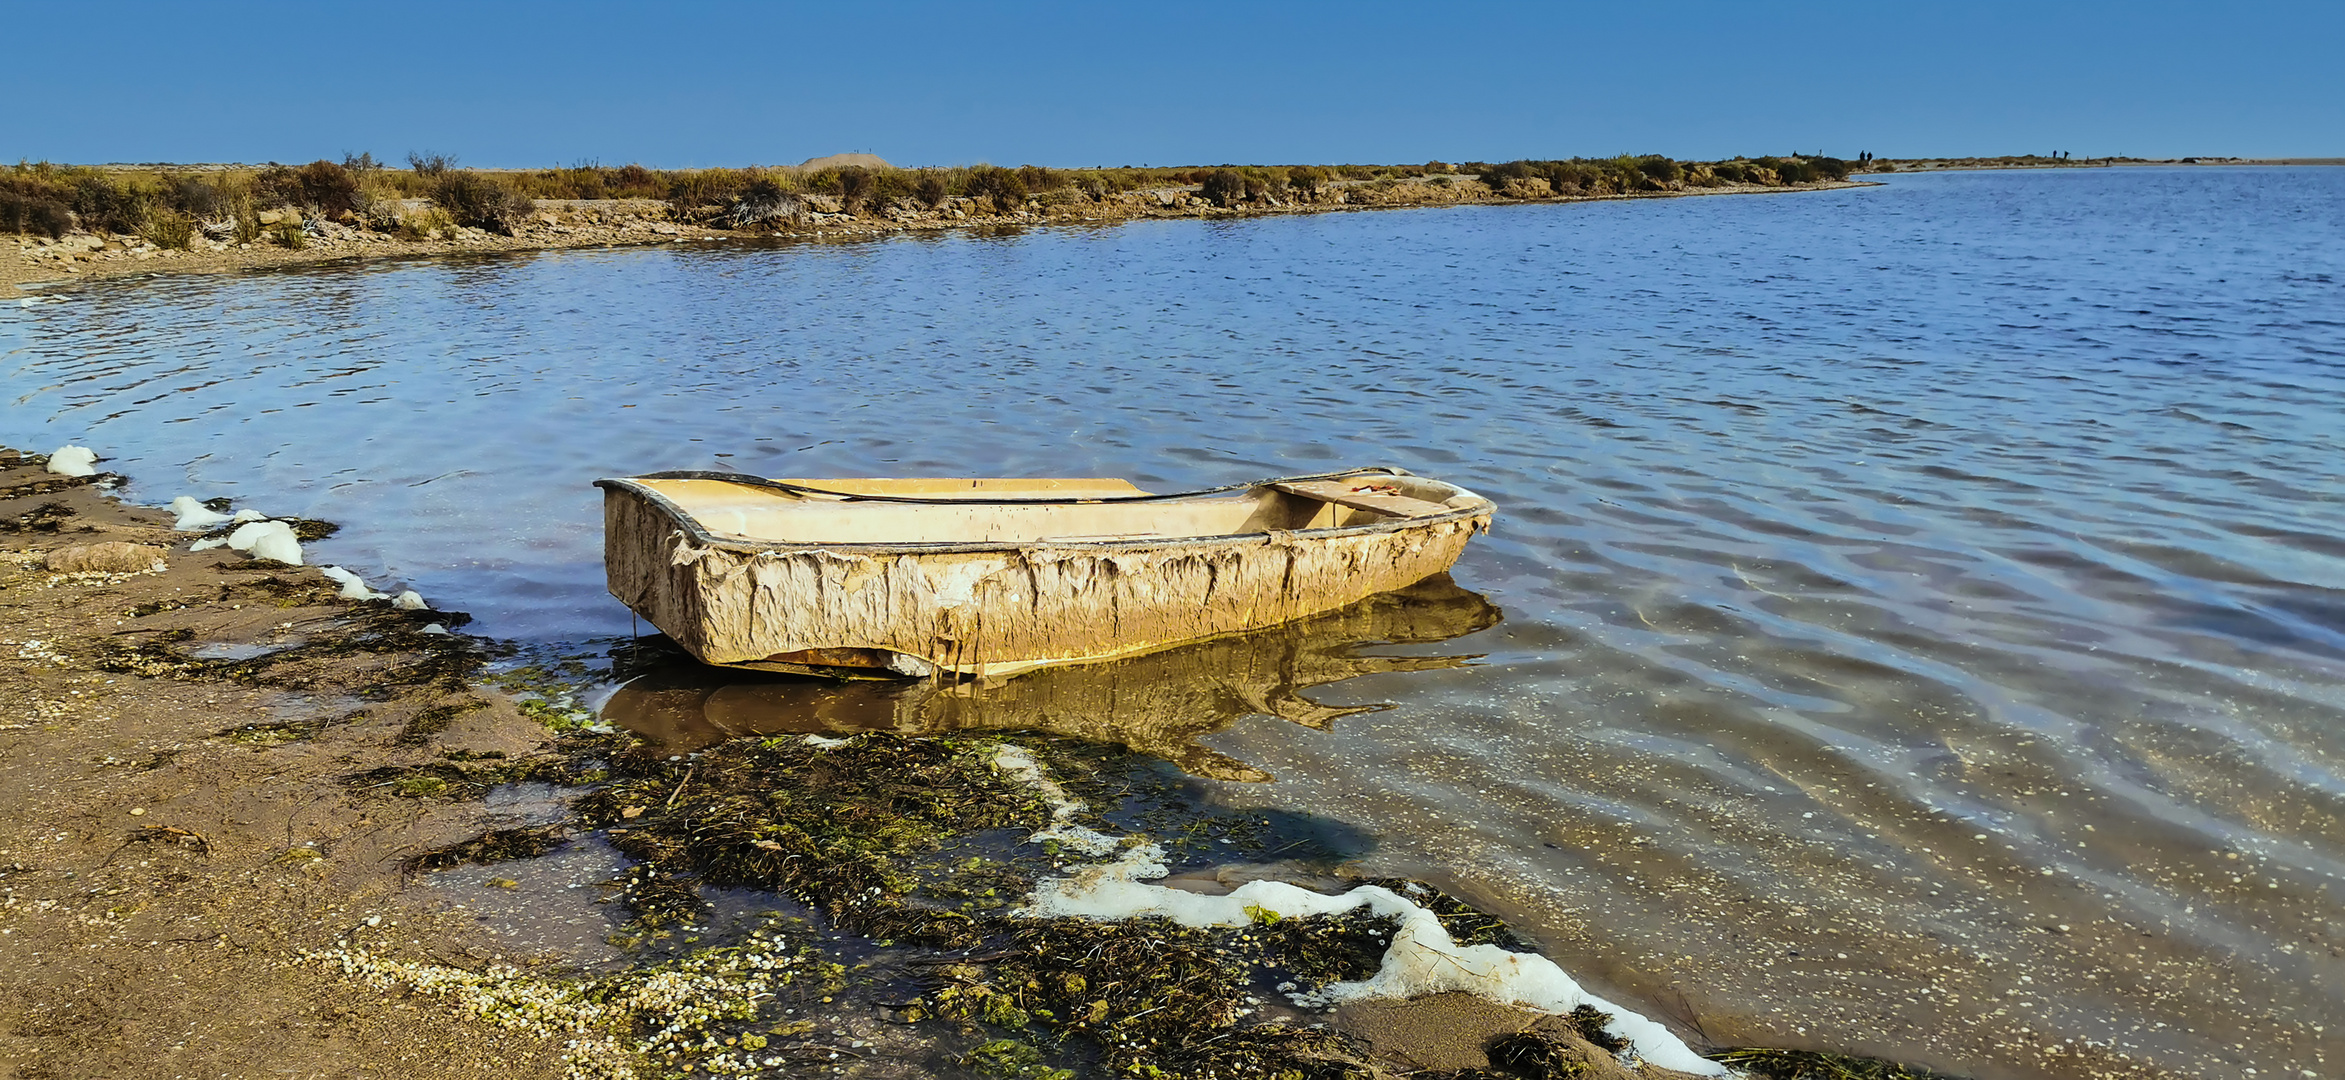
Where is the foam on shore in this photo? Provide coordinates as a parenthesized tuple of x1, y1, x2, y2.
(44, 445, 97, 477)
(168, 496, 234, 531)
(1016, 843, 1722, 1075)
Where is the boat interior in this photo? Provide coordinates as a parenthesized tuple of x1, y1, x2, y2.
(626, 473, 1475, 546)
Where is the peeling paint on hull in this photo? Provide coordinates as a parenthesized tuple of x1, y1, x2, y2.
(600, 471, 1494, 678)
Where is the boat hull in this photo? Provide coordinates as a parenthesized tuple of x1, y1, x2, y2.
(600, 471, 1492, 678)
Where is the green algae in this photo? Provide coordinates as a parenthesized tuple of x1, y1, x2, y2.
(578, 732, 1052, 948)
(964, 1038, 1077, 1080)
(481, 657, 608, 732)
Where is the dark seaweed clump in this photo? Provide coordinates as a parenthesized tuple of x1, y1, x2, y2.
(577, 733, 1052, 948)
(406, 825, 568, 871)
(921, 916, 1376, 1079)
(2, 500, 76, 533)
(1711, 1047, 1969, 1080)
(97, 572, 483, 693)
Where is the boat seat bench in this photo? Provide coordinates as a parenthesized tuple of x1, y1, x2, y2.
(1269, 480, 1455, 519)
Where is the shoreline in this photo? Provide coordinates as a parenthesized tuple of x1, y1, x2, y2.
(1868, 155, 2344, 174)
(0, 446, 1961, 1079)
(4, 177, 1867, 299)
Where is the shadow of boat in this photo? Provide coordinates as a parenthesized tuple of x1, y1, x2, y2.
(602, 574, 1502, 781)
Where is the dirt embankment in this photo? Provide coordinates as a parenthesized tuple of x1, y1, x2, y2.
(3, 176, 1867, 298)
(0, 450, 571, 1079)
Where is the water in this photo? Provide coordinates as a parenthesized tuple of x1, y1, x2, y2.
(6, 167, 2342, 1078)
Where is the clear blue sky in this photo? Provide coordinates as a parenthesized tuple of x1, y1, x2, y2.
(4, 1, 2337, 168)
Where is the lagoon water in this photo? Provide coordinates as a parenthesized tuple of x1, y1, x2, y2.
(6, 167, 2342, 1078)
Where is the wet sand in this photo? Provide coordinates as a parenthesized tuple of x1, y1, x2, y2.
(0, 450, 568, 1077)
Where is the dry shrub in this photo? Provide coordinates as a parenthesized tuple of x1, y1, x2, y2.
(431, 172, 535, 234)
(137, 207, 196, 250)
(1, 192, 72, 238)
(962, 165, 1028, 211)
(1200, 168, 1245, 207)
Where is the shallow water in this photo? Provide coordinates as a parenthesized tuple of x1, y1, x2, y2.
(6, 167, 2343, 1078)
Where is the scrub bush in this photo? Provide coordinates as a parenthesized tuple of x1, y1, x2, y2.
(962, 165, 1028, 211)
(406, 151, 457, 178)
(71, 176, 148, 233)
(137, 207, 196, 249)
(431, 172, 535, 234)
(1, 191, 73, 237)
(1199, 168, 1245, 207)
(1287, 166, 1325, 198)
(912, 170, 948, 207)
(724, 177, 798, 229)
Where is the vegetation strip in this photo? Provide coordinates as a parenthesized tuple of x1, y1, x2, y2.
(7, 152, 1869, 296)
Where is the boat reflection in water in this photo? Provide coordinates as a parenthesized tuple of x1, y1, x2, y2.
(603, 574, 1501, 781)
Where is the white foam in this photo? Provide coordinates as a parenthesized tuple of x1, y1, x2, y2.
(320, 566, 388, 601)
(1018, 855, 1723, 1075)
(189, 537, 227, 551)
(44, 445, 97, 477)
(225, 520, 303, 565)
(991, 746, 1121, 857)
(168, 496, 233, 531)
(419, 623, 448, 636)
(391, 590, 427, 611)
(230, 508, 267, 523)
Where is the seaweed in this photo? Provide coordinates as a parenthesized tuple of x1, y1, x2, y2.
(919, 916, 1386, 1079)
(1, 500, 74, 533)
(406, 825, 568, 871)
(97, 601, 485, 693)
(577, 733, 1051, 945)
(1566, 1004, 1626, 1053)
(397, 698, 486, 745)
(1353, 877, 1535, 951)
(1710, 1048, 1969, 1080)
(341, 762, 499, 800)
(923, 916, 1243, 1041)
(1249, 907, 1399, 984)
(605, 863, 711, 925)
(0, 472, 121, 500)
(1487, 1029, 1598, 1078)
(964, 1038, 1076, 1080)
(280, 518, 340, 541)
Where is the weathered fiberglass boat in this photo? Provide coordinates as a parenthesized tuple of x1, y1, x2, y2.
(596, 467, 1494, 679)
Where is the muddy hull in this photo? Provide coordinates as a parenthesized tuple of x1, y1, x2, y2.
(598, 470, 1493, 679)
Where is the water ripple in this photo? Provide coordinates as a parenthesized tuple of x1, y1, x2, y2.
(4, 167, 2343, 1079)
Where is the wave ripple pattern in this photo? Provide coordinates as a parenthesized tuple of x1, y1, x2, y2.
(4, 167, 2342, 1080)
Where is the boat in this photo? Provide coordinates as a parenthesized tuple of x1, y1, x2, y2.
(595, 466, 1494, 680)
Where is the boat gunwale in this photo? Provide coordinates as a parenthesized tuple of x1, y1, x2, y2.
(593, 467, 1494, 557)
